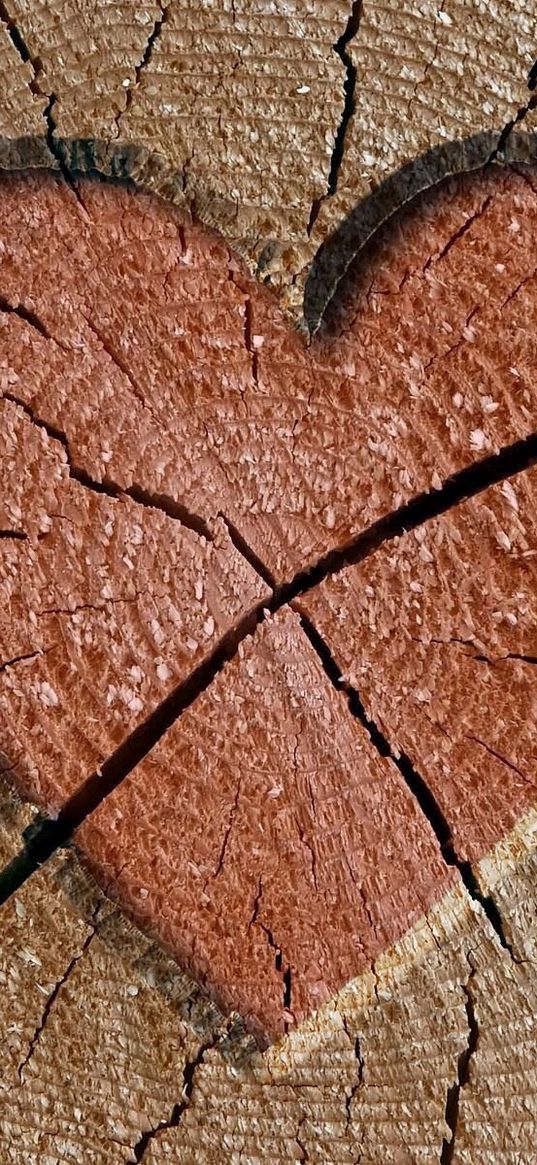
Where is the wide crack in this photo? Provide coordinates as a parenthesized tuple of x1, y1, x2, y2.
(2, 419, 537, 909)
(0, 596, 267, 904)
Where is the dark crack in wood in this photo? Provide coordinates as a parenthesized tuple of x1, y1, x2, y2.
(114, 0, 172, 139)
(130, 1027, 225, 1163)
(297, 612, 522, 964)
(440, 971, 479, 1164)
(308, 0, 363, 235)
(2, 389, 212, 539)
(17, 905, 100, 1082)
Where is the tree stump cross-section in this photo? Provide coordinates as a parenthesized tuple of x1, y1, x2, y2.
(0, 4, 536, 1163)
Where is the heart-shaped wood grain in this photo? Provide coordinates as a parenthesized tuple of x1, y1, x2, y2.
(1, 165, 537, 1041)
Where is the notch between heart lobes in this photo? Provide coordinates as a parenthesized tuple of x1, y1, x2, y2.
(1, 162, 537, 1040)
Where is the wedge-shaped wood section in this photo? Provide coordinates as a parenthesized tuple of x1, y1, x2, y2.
(2, 167, 537, 589)
(75, 608, 453, 1043)
(301, 466, 537, 864)
(0, 396, 267, 814)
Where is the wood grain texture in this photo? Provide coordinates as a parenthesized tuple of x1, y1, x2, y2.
(3, 165, 537, 592)
(307, 0, 537, 318)
(2, 772, 536, 1164)
(301, 466, 537, 865)
(0, 0, 349, 295)
(76, 607, 452, 1043)
(133, 876, 537, 1165)
(0, 392, 266, 814)
(0, 2, 535, 309)
(0, 781, 226, 1165)
(451, 812, 537, 1165)
(0, 21, 47, 147)
(0, 4, 535, 1158)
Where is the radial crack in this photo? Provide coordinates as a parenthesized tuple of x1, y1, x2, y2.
(17, 907, 99, 1082)
(0, 4, 87, 206)
(130, 1029, 223, 1162)
(2, 390, 212, 539)
(0, 1, 43, 96)
(0, 529, 27, 541)
(254, 913, 294, 1027)
(343, 1017, 365, 1132)
(296, 612, 521, 963)
(295, 1117, 309, 1163)
(0, 650, 41, 674)
(440, 971, 479, 1164)
(83, 317, 161, 421)
(3, 419, 537, 905)
(0, 597, 268, 905)
(211, 775, 242, 879)
(308, 1, 363, 234)
(489, 92, 537, 164)
(44, 94, 88, 209)
(467, 733, 533, 787)
(0, 294, 71, 349)
(114, 0, 172, 138)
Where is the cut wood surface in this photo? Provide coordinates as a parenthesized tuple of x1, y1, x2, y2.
(0, 392, 267, 814)
(0, 781, 228, 1165)
(301, 465, 537, 863)
(307, 0, 537, 319)
(0, 2, 536, 1162)
(2, 778, 537, 1163)
(0, 1, 535, 310)
(144, 874, 537, 1165)
(0, 22, 47, 147)
(1, 167, 537, 591)
(76, 607, 453, 1043)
